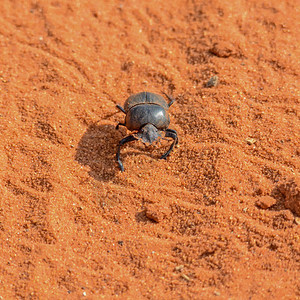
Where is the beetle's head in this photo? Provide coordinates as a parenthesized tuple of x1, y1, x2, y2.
(135, 123, 162, 145)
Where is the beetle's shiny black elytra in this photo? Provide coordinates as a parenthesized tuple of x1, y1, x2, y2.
(116, 91, 178, 172)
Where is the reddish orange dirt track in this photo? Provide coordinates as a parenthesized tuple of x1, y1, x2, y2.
(0, 0, 299, 299)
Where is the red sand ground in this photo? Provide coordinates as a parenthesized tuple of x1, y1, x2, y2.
(0, 0, 299, 299)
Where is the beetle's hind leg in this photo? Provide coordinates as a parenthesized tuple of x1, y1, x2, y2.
(161, 92, 176, 107)
(116, 104, 126, 114)
(116, 135, 137, 172)
(160, 129, 178, 160)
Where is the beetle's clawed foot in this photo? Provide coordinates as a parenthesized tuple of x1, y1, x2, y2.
(117, 159, 125, 172)
(159, 128, 178, 160)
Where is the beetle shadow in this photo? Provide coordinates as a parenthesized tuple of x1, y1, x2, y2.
(75, 122, 120, 181)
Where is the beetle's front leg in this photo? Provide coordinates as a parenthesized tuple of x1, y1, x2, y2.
(160, 129, 178, 160)
(116, 135, 137, 172)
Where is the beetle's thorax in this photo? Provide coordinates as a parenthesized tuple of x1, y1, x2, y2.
(134, 123, 162, 145)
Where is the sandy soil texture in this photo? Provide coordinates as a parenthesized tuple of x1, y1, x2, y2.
(0, 0, 299, 298)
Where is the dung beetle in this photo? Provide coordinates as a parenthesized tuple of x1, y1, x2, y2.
(116, 91, 178, 172)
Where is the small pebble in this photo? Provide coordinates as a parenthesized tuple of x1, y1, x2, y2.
(246, 137, 257, 145)
(145, 209, 160, 223)
(256, 196, 277, 209)
(206, 75, 219, 87)
(210, 41, 236, 57)
(277, 178, 300, 216)
(181, 274, 190, 281)
(145, 204, 170, 223)
(175, 265, 184, 271)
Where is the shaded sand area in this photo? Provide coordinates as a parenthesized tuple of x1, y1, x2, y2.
(0, 0, 299, 298)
